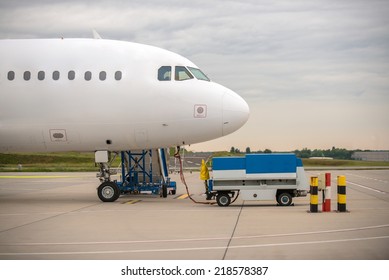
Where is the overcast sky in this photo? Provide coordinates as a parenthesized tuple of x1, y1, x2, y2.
(1, 0, 388, 152)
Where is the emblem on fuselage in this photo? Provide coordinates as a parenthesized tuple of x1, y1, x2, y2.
(49, 129, 67, 142)
(194, 104, 207, 118)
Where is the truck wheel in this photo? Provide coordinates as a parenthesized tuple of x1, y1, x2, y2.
(97, 181, 120, 202)
(277, 192, 292, 206)
(216, 193, 231, 207)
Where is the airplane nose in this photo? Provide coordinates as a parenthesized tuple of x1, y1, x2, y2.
(222, 91, 250, 136)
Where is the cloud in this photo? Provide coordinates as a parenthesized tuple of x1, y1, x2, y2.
(1, 0, 388, 150)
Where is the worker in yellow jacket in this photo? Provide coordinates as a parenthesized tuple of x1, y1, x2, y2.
(200, 159, 211, 200)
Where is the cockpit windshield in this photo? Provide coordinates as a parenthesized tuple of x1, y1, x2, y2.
(175, 66, 193, 81)
(158, 66, 210, 82)
(187, 67, 210, 81)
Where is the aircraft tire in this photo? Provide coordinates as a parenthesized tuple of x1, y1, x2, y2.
(216, 192, 231, 207)
(97, 181, 120, 202)
(277, 192, 292, 206)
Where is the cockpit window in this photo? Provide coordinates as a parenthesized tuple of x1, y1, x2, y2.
(175, 66, 193, 81)
(158, 66, 171, 81)
(188, 67, 210, 81)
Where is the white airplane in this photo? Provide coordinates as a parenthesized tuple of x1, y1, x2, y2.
(0, 37, 249, 201)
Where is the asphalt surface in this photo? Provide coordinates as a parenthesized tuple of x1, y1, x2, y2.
(0, 170, 388, 260)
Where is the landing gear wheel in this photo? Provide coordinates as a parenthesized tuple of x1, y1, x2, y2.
(161, 185, 168, 198)
(277, 192, 292, 206)
(97, 181, 120, 202)
(216, 193, 231, 207)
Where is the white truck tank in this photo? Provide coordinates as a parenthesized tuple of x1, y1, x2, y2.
(209, 153, 309, 207)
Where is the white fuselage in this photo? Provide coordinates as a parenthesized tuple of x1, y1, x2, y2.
(0, 39, 249, 152)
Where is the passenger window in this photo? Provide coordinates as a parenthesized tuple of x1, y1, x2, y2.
(53, 71, 60, 80)
(24, 71, 31, 81)
(8, 71, 15, 81)
(115, 71, 122, 81)
(68, 71, 75, 80)
(158, 66, 171, 81)
(85, 71, 92, 81)
(175, 66, 193, 81)
(38, 71, 45, 81)
(99, 71, 106, 81)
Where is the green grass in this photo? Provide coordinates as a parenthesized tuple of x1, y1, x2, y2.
(1, 152, 388, 172)
(210, 153, 389, 167)
(0, 152, 93, 164)
(0, 152, 121, 172)
(302, 158, 389, 167)
(211, 151, 244, 158)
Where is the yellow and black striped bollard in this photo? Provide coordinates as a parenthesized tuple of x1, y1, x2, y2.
(337, 175, 347, 212)
(310, 177, 319, 213)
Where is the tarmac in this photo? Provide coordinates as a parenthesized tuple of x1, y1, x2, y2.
(0, 169, 388, 260)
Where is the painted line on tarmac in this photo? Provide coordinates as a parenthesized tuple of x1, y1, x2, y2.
(0, 175, 78, 179)
(0, 211, 66, 217)
(0, 236, 388, 256)
(347, 180, 387, 194)
(121, 200, 142, 205)
(175, 194, 190, 199)
(2, 224, 388, 246)
(345, 173, 388, 184)
(0, 208, 239, 216)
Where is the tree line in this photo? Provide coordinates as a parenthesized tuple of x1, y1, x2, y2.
(230, 147, 272, 154)
(230, 146, 368, 160)
(293, 147, 353, 159)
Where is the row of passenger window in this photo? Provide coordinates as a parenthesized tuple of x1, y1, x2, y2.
(158, 66, 210, 82)
(4, 71, 123, 81)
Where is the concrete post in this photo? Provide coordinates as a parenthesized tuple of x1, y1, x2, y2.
(322, 173, 331, 212)
(310, 177, 319, 213)
(337, 175, 347, 212)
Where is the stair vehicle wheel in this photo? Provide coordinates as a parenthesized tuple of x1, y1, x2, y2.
(277, 192, 292, 206)
(216, 193, 231, 207)
(97, 181, 120, 202)
(162, 184, 168, 198)
(169, 189, 176, 195)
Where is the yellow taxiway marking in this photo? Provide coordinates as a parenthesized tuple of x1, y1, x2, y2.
(122, 200, 142, 205)
(0, 175, 76, 179)
(175, 194, 190, 199)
